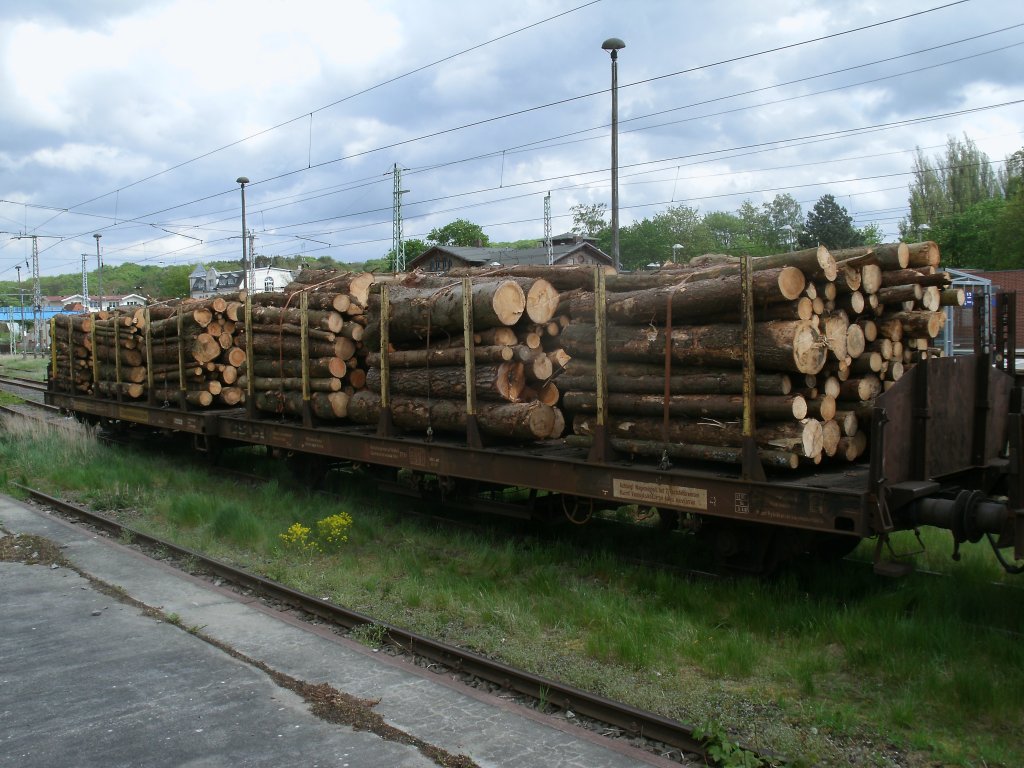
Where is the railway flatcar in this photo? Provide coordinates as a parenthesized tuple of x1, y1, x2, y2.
(45, 256, 1024, 575)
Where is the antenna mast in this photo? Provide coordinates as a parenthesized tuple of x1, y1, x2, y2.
(392, 163, 408, 272)
(81, 253, 90, 310)
(248, 230, 257, 292)
(544, 192, 553, 265)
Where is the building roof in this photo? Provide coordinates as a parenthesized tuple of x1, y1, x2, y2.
(410, 242, 611, 269)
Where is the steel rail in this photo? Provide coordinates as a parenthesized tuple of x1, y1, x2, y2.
(17, 484, 722, 762)
(0, 375, 47, 392)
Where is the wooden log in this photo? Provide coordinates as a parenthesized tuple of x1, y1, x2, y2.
(242, 332, 353, 360)
(846, 323, 866, 359)
(569, 267, 806, 324)
(239, 375, 342, 392)
(365, 345, 514, 368)
(365, 362, 525, 402)
(250, 305, 344, 333)
(940, 288, 965, 307)
(551, 365, 792, 396)
(838, 375, 882, 401)
(860, 265, 883, 295)
(96, 381, 145, 399)
(251, 290, 350, 313)
(151, 388, 213, 406)
(254, 389, 350, 419)
(348, 391, 557, 441)
(880, 269, 952, 288)
(249, 357, 347, 379)
(246, 321, 337, 342)
(405, 273, 561, 325)
(369, 280, 526, 336)
(822, 312, 849, 363)
(286, 270, 375, 306)
(445, 264, 616, 292)
(564, 434, 799, 469)
(559, 319, 827, 375)
(96, 364, 147, 384)
(561, 390, 808, 420)
(475, 327, 518, 346)
(571, 413, 823, 459)
(821, 419, 841, 457)
(146, 309, 212, 337)
(920, 286, 941, 312)
(832, 242, 910, 270)
(883, 310, 945, 338)
(849, 351, 883, 374)
(805, 395, 837, 422)
(192, 333, 222, 364)
(876, 284, 922, 305)
(905, 241, 940, 268)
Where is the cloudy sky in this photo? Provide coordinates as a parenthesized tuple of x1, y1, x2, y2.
(1, 0, 1022, 280)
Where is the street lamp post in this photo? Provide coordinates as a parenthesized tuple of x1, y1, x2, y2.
(602, 37, 625, 272)
(94, 234, 103, 312)
(237, 177, 250, 292)
(672, 243, 683, 264)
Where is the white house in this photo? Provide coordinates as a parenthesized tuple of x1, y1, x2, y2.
(60, 293, 148, 312)
(189, 264, 293, 299)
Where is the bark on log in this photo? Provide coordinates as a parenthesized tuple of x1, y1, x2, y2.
(561, 390, 809, 420)
(572, 414, 823, 459)
(286, 270, 375, 305)
(905, 241, 941, 268)
(369, 280, 526, 337)
(239, 375, 341, 392)
(243, 332, 353, 360)
(254, 390, 350, 419)
(251, 290, 350, 313)
(445, 264, 616, 292)
(250, 357, 347, 378)
(365, 345, 514, 368)
(250, 305, 344, 333)
(568, 267, 805, 324)
(564, 434, 799, 469)
(832, 242, 910, 270)
(560, 320, 827, 375)
(348, 390, 557, 441)
(365, 362, 525, 402)
(552, 365, 792, 396)
(152, 387, 213, 406)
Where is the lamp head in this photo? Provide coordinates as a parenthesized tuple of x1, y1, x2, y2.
(601, 37, 625, 57)
(236, 176, 249, 185)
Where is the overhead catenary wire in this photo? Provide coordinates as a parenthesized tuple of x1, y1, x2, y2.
(5, 2, 1021, 275)
(19, 21, 1022, 255)
(21, 0, 983, 239)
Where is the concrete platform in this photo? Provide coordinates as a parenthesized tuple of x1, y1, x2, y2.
(0, 495, 681, 768)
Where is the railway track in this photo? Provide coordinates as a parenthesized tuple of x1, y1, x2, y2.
(13, 484, 737, 766)
(0, 374, 48, 404)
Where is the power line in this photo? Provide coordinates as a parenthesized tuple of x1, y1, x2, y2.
(28, 0, 977, 238)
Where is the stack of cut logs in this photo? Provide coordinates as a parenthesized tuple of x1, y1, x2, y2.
(139, 296, 246, 407)
(240, 270, 373, 420)
(52, 313, 98, 394)
(345, 271, 568, 440)
(543, 241, 956, 467)
(48, 240, 958, 470)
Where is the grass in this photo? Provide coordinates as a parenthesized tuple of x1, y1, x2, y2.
(1, 415, 1022, 767)
(0, 353, 50, 380)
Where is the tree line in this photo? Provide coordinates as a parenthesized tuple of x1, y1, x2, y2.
(2, 133, 1019, 305)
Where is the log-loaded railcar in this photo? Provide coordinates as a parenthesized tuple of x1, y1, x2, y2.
(45, 247, 1024, 574)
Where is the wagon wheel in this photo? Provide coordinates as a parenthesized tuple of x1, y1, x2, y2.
(563, 495, 594, 525)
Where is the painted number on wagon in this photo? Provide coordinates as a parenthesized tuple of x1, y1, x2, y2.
(612, 479, 708, 510)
